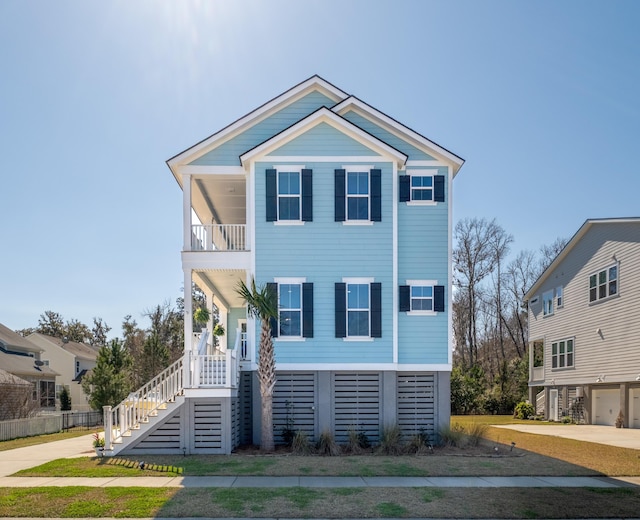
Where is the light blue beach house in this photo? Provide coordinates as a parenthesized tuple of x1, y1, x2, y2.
(103, 76, 464, 455)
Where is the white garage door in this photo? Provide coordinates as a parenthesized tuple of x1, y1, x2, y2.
(593, 388, 619, 426)
(631, 388, 640, 429)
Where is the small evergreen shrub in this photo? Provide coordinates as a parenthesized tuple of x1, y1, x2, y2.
(513, 401, 535, 420)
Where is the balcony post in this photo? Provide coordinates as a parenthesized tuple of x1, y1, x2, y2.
(182, 174, 192, 251)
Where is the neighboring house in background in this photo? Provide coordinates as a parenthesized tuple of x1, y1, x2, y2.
(525, 218, 640, 428)
(104, 75, 464, 455)
(27, 333, 98, 411)
(0, 368, 33, 420)
(0, 323, 58, 412)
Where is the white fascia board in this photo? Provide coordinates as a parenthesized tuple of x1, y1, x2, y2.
(276, 363, 452, 371)
(332, 97, 464, 176)
(167, 77, 348, 171)
(240, 108, 407, 168)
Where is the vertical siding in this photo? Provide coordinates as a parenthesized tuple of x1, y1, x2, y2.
(255, 160, 394, 364)
(397, 166, 449, 364)
(528, 222, 640, 385)
(190, 91, 337, 166)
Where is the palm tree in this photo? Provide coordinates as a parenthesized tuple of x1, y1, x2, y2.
(236, 278, 278, 451)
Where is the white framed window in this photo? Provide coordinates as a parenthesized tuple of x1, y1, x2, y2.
(277, 168, 302, 221)
(551, 338, 574, 369)
(543, 289, 554, 316)
(274, 277, 305, 339)
(411, 285, 434, 311)
(556, 286, 563, 308)
(589, 264, 618, 302)
(343, 277, 374, 338)
(346, 170, 370, 221)
(409, 172, 434, 203)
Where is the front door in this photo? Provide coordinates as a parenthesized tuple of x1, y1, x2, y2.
(549, 389, 559, 421)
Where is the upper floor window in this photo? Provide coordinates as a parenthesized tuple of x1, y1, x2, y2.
(556, 286, 563, 308)
(278, 171, 301, 220)
(543, 289, 554, 316)
(266, 167, 312, 223)
(335, 168, 381, 223)
(551, 338, 574, 369)
(589, 264, 617, 302)
(335, 279, 382, 339)
(399, 281, 445, 314)
(267, 280, 313, 339)
(399, 171, 445, 203)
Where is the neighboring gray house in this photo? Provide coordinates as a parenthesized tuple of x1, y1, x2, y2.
(0, 323, 59, 412)
(525, 218, 640, 427)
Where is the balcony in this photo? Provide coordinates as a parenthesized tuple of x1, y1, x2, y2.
(191, 224, 247, 252)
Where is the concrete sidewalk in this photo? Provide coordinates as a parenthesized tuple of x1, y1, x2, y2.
(0, 474, 637, 488)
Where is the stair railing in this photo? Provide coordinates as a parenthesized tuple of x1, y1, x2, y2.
(104, 357, 184, 450)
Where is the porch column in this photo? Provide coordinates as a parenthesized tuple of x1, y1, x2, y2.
(182, 174, 192, 251)
(184, 269, 194, 387)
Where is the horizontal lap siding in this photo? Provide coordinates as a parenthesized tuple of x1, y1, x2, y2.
(269, 123, 378, 156)
(397, 373, 435, 440)
(190, 92, 337, 166)
(256, 160, 394, 365)
(528, 223, 640, 385)
(332, 372, 381, 443)
(397, 169, 449, 364)
(341, 111, 436, 160)
(273, 372, 316, 443)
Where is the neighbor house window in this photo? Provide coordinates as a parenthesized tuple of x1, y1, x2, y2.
(556, 286, 563, 308)
(589, 264, 617, 302)
(551, 338, 574, 369)
(543, 289, 554, 316)
(39, 380, 55, 407)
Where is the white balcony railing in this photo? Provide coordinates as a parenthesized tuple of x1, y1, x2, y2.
(531, 366, 544, 382)
(191, 224, 246, 251)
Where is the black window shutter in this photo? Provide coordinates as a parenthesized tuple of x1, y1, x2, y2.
(399, 285, 411, 312)
(302, 169, 313, 222)
(267, 282, 278, 337)
(371, 169, 382, 221)
(266, 169, 277, 221)
(399, 175, 410, 202)
(335, 283, 346, 338)
(302, 283, 313, 338)
(371, 282, 382, 337)
(434, 285, 445, 312)
(334, 169, 345, 222)
(434, 175, 445, 202)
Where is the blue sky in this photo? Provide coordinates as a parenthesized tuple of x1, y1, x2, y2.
(1, 0, 638, 337)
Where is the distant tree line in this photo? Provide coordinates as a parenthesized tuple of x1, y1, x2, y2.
(452, 217, 567, 415)
(15, 285, 216, 412)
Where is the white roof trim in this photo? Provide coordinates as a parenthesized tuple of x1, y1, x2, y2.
(167, 76, 348, 170)
(240, 107, 407, 168)
(524, 217, 640, 301)
(332, 96, 464, 176)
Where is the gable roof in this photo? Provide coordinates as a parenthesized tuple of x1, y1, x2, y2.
(0, 323, 42, 354)
(240, 106, 408, 168)
(28, 333, 98, 361)
(0, 350, 59, 379)
(167, 75, 348, 178)
(524, 217, 640, 301)
(167, 75, 463, 179)
(332, 96, 465, 176)
(0, 368, 31, 386)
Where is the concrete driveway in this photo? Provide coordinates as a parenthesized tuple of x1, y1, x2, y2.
(493, 424, 640, 450)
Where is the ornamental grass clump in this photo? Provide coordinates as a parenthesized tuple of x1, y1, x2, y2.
(376, 424, 403, 455)
(316, 430, 341, 456)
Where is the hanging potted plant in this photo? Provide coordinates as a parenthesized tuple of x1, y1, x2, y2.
(212, 323, 226, 350)
(193, 306, 210, 332)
